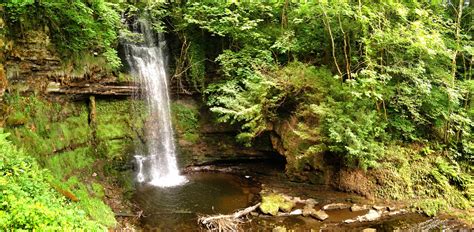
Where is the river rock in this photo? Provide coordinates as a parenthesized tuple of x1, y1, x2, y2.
(372, 205, 386, 211)
(312, 210, 329, 221)
(302, 205, 317, 217)
(322, 203, 351, 210)
(260, 193, 295, 215)
(272, 226, 287, 232)
(306, 198, 318, 206)
(350, 204, 367, 212)
(290, 209, 302, 215)
(359, 210, 381, 221)
(344, 219, 357, 223)
(362, 228, 377, 232)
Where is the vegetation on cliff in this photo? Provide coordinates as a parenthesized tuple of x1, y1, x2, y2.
(0, 130, 105, 230)
(0, 0, 472, 228)
(153, 0, 473, 216)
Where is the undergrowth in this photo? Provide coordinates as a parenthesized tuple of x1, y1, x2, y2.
(0, 130, 106, 230)
(375, 145, 473, 216)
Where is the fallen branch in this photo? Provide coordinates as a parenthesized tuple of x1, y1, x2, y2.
(198, 203, 261, 232)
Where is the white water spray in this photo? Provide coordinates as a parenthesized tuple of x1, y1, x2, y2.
(124, 20, 187, 187)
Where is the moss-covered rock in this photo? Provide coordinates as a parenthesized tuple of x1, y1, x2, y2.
(260, 193, 295, 215)
(0, 94, 146, 228)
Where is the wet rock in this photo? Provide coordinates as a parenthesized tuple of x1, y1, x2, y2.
(289, 209, 302, 215)
(350, 204, 368, 212)
(362, 228, 377, 232)
(359, 210, 381, 221)
(312, 210, 329, 221)
(260, 193, 295, 215)
(302, 205, 317, 217)
(272, 226, 287, 232)
(344, 210, 381, 223)
(250, 212, 259, 216)
(372, 205, 386, 211)
(344, 219, 357, 223)
(322, 203, 351, 210)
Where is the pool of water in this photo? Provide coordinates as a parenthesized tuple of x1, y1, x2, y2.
(133, 172, 259, 231)
(132, 164, 471, 231)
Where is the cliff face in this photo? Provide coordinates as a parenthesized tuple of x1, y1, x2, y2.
(5, 30, 61, 92)
(3, 27, 137, 97)
(0, 9, 6, 100)
(171, 98, 277, 167)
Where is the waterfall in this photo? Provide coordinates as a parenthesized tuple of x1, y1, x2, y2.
(124, 19, 187, 187)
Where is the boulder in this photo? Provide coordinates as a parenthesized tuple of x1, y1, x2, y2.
(260, 193, 295, 216)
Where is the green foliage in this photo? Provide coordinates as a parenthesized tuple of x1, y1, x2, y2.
(4, 0, 123, 69)
(0, 131, 105, 230)
(172, 1, 473, 168)
(375, 146, 472, 215)
(4, 94, 91, 158)
(259, 192, 295, 216)
(171, 102, 200, 143)
(95, 99, 144, 159)
(1, 94, 144, 228)
(413, 199, 448, 217)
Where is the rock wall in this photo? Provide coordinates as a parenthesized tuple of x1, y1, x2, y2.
(171, 98, 277, 167)
(270, 116, 332, 185)
(0, 7, 7, 100)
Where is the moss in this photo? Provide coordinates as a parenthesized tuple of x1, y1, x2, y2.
(117, 72, 133, 82)
(44, 147, 95, 179)
(58, 177, 116, 227)
(91, 182, 105, 198)
(412, 199, 448, 217)
(1, 94, 145, 228)
(171, 101, 200, 144)
(375, 145, 473, 215)
(5, 111, 27, 126)
(3, 94, 91, 157)
(95, 99, 146, 159)
(260, 193, 295, 215)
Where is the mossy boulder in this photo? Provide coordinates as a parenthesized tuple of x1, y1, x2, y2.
(260, 193, 295, 215)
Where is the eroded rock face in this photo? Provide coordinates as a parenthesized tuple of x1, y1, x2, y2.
(270, 116, 331, 184)
(3, 29, 126, 96)
(6, 30, 61, 92)
(173, 98, 276, 167)
(0, 12, 6, 101)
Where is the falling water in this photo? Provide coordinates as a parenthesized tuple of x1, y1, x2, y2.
(124, 19, 187, 187)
